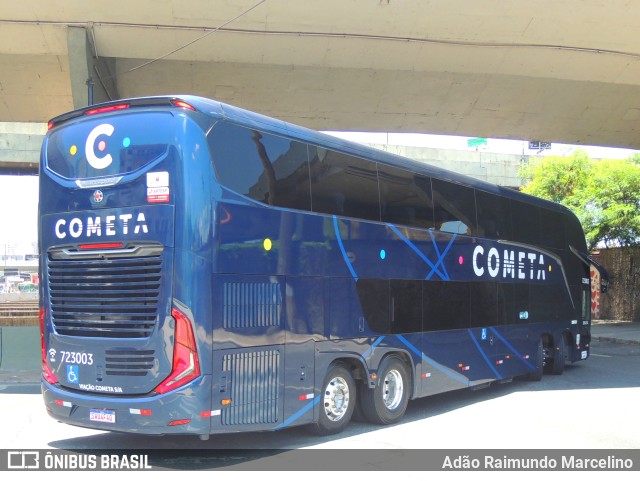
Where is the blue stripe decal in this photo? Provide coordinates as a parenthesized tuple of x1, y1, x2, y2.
(467, 329, 502, 380)
(396, 334, 469, 385)
(426, 231, 457, 281)
(387, 225, 447, 281)
(489, 327, 535, 370)
(275, 397, 321, 430)
(333, 215, 358, 281)
(361, 336, 385, 360)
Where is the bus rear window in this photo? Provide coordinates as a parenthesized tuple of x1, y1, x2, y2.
(46, 112, 174, 179)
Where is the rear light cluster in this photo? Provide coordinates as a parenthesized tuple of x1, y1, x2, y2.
(39, 307, 58, 384)
(154, 308, 201, 394)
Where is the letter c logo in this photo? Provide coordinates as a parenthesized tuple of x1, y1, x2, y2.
(86, 123, 114, 170)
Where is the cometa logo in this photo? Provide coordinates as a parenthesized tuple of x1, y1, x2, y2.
(54, 213, 149, 239)
(472, 245, 547, 281)
(86, 123, 115, 170)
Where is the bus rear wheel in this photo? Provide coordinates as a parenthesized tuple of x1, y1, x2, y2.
(528, 338, 544, 381)
(359, 356, 410, 425)
(308, 363, 355, 436)
(548, 334, 568, 375)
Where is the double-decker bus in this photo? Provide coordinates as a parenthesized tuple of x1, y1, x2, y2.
(39, 96, 608, 439)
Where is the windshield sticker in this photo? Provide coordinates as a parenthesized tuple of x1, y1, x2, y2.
(147, 172, 170, 203)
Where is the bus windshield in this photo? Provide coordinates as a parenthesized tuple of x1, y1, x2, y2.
(45, 112, 175, 180)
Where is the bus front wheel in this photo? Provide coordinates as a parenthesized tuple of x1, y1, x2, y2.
(359, 356, 410, 425)
(309, 363, 355, 436)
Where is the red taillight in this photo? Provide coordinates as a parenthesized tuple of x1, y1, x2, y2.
(78, 242, 124, 250)
(39, 307, 58, 384)
(85, 103, 130, 116)
(154, 308, 201, 395)
(47, 121, 55, 131)
(171, 100, 196, 111)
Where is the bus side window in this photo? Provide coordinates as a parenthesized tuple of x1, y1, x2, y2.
(207, 122, 311, 211)
(378, 164, 435, 230)
(511, 200, 540, 246)
(538, 208, 566, 250)
(475, 190, 513, 240)
(432, 179, 477, 235)
(308, 147, 380, 222)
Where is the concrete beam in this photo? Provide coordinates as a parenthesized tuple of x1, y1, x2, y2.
(67, 26, 119, 109)
(0, 123, 44, 174)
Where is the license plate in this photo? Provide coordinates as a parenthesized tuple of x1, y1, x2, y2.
(89, 409, 116, 423)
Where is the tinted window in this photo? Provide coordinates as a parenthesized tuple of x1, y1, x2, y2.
(423, 281, 470, 330)
(469, 282, 497, 327)
(539, 208, 566, 249)
(511, 200, 540, 245)
(475, 190, 512, 240)
(432, 179, 477, 235)
(46, 112, 174, 179)
(378, 164, 434, 229)
(308, 147, 380, 221)
(208, 122, 311, 210)
(391, 280, 423, 334)
(356, 279, 390, 334)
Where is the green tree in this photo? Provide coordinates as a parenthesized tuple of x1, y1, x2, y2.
(520, 151, 640, 250)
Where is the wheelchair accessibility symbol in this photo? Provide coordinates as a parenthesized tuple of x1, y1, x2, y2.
(67, 365, 79, 384)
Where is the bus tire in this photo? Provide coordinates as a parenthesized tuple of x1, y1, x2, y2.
(308, 363, 355, 436)
(359, 356, 410, 425)
(549, 335, 568, 375)
(528, 338, 544, 381)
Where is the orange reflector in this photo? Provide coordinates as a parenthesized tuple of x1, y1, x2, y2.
(370, 374, 377, 380)
(167, 419, 190, 426)
(221, 399, 232, 406)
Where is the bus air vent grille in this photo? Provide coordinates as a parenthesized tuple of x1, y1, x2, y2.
(47, 254, 162, 338)
(105, 349, 156, 376)
(223, 282, 282, 329)
(221, 349, 280, 425)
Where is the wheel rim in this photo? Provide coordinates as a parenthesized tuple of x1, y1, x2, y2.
(382, 369, 404, 410)
(323, 376, 350, 422)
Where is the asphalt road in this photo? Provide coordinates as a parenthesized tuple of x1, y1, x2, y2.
(1, 339, 638, 470)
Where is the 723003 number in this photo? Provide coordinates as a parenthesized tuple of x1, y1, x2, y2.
(60, 351, 94, 365)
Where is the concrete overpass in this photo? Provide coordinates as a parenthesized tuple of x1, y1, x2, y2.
(2, 1, 640, 149)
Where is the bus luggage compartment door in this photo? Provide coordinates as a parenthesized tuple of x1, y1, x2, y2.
(211, 346, 284, 431)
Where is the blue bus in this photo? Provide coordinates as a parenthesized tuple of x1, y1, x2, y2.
(39, 96, 608, 439)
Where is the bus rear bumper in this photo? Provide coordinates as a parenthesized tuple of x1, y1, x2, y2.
(42, 375, 212, 436)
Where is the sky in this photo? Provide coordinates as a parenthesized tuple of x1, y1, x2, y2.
(1, 132, 638, 246)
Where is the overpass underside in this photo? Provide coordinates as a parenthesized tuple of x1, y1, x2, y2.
(2, 1, 640, 149)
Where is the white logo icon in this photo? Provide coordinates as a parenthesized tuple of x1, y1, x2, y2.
(85, 123, 114, 170)
(48, 348, 56, 362)
(7, 451, 39, 469)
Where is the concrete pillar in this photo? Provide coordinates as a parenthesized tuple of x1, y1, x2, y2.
(67, 26, 119, 109)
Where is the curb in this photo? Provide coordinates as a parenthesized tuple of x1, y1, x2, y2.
(592, 335, 640, 346)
